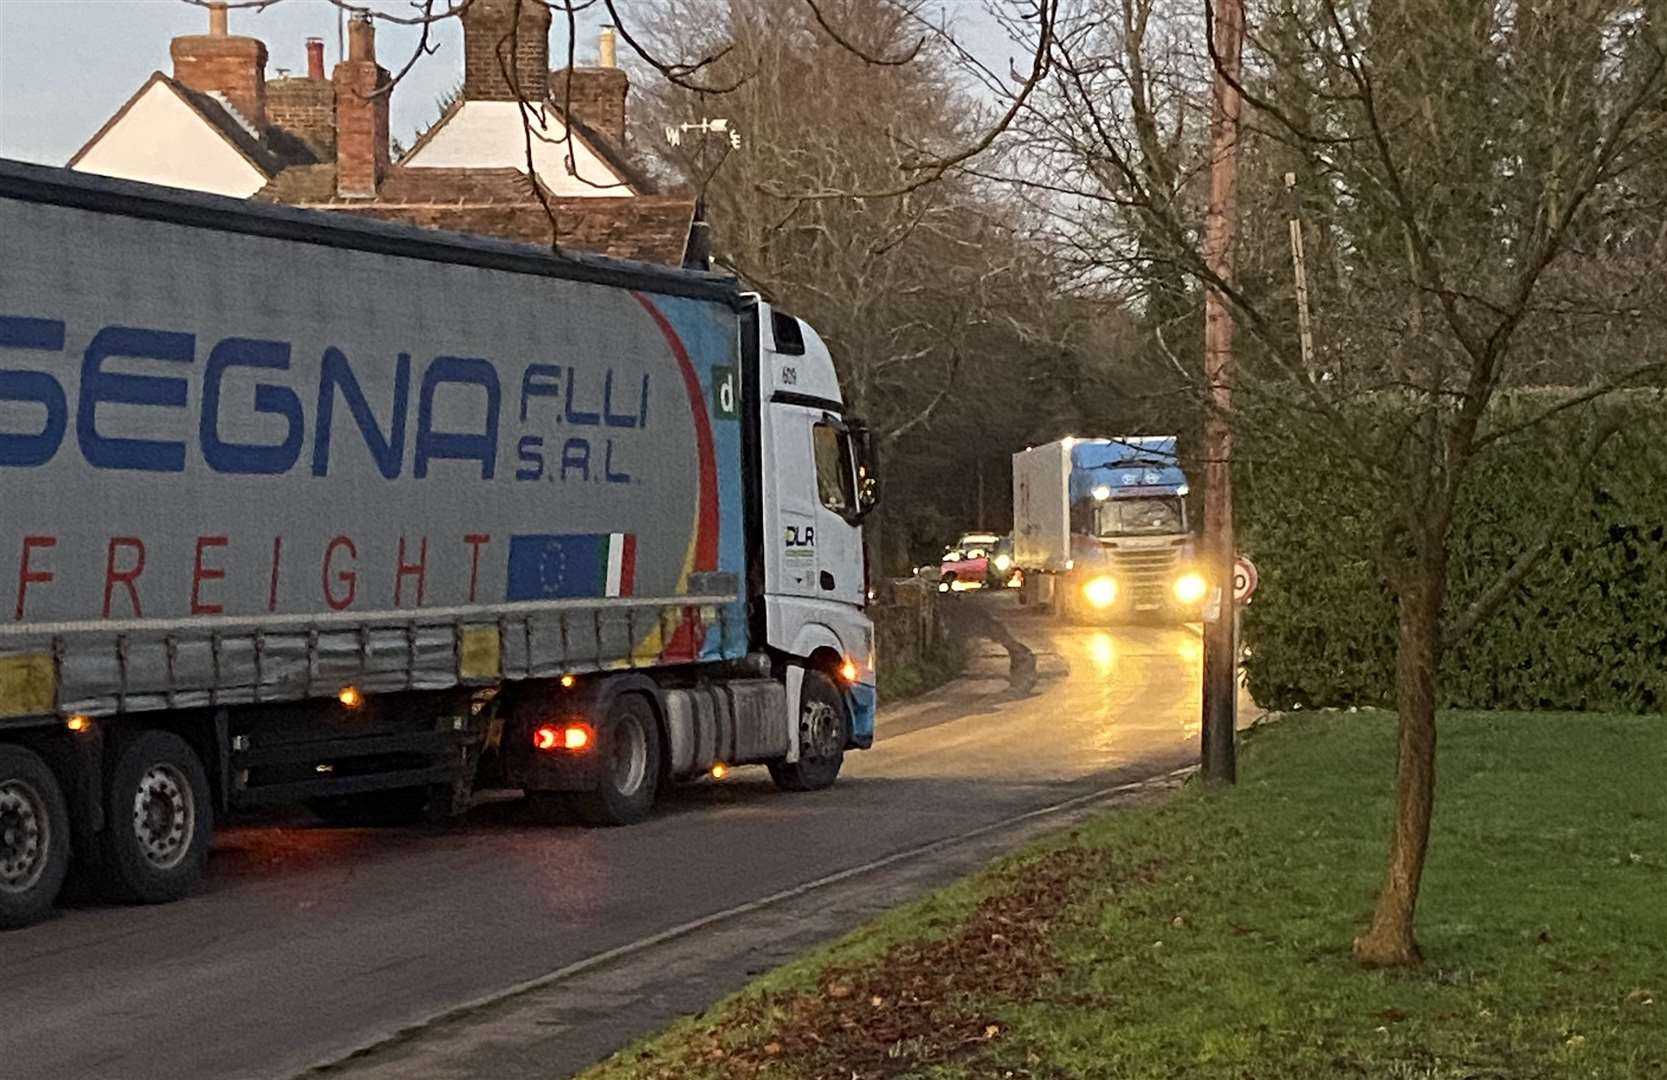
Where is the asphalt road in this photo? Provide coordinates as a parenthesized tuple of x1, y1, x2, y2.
(1, 597, 1248, 1080)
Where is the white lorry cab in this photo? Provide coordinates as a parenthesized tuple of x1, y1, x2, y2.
(0, 161, 879, 928)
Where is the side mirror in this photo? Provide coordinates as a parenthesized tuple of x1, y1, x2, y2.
(847, 418, 881, 522)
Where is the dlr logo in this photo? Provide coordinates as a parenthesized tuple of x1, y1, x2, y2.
(784, 526, 816, 547)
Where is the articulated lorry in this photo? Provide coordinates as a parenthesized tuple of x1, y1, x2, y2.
(0, 161, 879, 928)
(1012, 437, 1204, 623)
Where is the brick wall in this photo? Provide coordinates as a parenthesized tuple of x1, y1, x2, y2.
(552, 67, 629, 147)
(461, 0, 551, 102)
(267, 77, 334, 157)
(171, 34, 267, 130)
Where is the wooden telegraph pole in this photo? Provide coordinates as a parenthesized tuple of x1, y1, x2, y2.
(1201, 0, 1245, 784)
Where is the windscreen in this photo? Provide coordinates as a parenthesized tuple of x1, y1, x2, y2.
(1097, 496, 1185, 536)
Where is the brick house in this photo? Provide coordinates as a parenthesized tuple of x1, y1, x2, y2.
(68, 1, 699, 266)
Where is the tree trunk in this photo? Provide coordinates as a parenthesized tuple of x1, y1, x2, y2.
(1353, 548, 1446, 967)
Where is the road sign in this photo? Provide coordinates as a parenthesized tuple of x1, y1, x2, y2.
(1233, 556, 1259, 604)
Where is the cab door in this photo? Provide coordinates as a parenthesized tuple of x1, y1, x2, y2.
(764, 404, 864, 607)
(767, 402, 822, 597)
(807, 415, 865, 606)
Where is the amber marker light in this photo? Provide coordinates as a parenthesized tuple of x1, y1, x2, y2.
(66, 715, 92, 733)
(711, 763, 729, 779)
(839, 658, 859, 683)
(338, 687, 365, 709)
(560, 674, 576, 689)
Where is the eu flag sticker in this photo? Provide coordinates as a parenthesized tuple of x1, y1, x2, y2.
(507, 533, 637, 600)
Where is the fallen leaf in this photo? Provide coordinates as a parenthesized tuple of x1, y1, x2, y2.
(763, 1042, 783, 1056)
(828, 981, 854, 999)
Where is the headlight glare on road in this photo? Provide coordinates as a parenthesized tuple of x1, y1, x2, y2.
(1174, 572, 1207, 604)
(1083, 576, 1118, 608)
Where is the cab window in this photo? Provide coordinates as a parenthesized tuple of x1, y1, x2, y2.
(813, 422, 856, 514)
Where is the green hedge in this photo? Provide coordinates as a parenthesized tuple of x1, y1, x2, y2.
(1239, 392, 1667, 713)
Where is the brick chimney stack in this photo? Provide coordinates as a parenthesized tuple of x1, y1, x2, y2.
(552, 27, 629, 147)
(306, 37, 326, 81)
(171, 1, 268, 131)
(461, 0, 552, 102)
(334, 15, 391, 198)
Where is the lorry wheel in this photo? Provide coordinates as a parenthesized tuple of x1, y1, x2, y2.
(97, 730, 212, 905)
(568, 694, 661, 827)
(769, 671, 848, 793)
(309, 787, 436, 827)
(1055, 580, 1081, 624)
(1, 745, 71, 929)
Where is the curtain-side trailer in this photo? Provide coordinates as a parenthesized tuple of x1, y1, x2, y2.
(0, 161, 879, 928)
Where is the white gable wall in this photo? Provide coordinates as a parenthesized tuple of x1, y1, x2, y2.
(402, 101, 631, 196)
(72, 82, 268, 199)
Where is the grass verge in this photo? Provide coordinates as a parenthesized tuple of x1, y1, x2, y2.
(580, 711, 1666, 1080)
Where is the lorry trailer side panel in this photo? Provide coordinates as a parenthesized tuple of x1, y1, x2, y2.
(0, 194, 749, 725)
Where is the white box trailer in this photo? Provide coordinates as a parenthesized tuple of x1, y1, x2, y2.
(0, 161, 880, 928)
(1012, 440, 1073, 573)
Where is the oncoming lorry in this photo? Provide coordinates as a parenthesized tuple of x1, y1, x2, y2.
(0, 161, 879, 928)
(1012, 437, 1204, 623)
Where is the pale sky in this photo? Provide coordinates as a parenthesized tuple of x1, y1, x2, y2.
(0, 0, 1014, 166)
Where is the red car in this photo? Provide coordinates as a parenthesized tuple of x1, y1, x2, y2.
(937, 533, 1011, 591)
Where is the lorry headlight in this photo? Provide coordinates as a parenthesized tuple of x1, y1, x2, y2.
(1083, 576, 1118, 608)
(1174, 573, 1207, 604)
(994, 553, 1012, 573)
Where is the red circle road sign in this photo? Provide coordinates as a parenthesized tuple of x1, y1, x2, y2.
(1233, 556, 1259, 604)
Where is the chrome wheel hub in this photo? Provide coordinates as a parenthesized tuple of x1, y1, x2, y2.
(0, 780, 50, 894)
(133, 764, 193, 870)
(801, 700, 842, 761)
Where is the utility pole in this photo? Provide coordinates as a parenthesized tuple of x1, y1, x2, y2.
(1201, 0, 1245, 785)
(1285, 172, 1316, 380)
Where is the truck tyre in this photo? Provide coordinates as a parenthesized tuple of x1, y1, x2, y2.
(309, 787, 436, 827)
(97, 730, 212, 905)
(769, 671, 848, 793)
(568, 693, 661, 827)
(1, 745, 71, 929)
(1055, 578, 1081, 624)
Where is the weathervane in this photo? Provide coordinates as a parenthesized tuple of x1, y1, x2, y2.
(664, 118, 742, 150)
